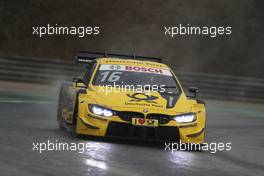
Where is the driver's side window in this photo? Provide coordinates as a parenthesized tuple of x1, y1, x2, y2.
(82, 62, 96, 85)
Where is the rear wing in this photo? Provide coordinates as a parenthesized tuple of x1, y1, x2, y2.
(75, 51, 162, 64)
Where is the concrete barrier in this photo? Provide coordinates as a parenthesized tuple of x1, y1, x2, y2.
(1, 56, 263, 103)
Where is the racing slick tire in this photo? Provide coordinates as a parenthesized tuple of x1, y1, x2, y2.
(70, 93, 81, 138)
(57, 81, 71, 129)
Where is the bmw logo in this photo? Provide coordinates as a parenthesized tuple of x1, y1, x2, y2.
(110, 65, 121, 70)
(143, 109, 148, 113)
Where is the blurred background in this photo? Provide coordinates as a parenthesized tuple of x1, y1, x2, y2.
(0, 0, 264, 102)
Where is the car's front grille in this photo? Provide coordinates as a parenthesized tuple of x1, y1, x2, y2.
(106, 122, 179, 141)
(147, 114, 171, 124)
(117, 111, 144, 122)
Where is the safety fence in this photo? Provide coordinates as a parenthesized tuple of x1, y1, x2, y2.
(0, 56, 264, 103)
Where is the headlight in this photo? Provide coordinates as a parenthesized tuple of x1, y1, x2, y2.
(88, 104, 114, 117)
(173, 113, 196, 123)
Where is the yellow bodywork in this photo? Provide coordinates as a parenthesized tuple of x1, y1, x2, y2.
(61, 58, 206, 144)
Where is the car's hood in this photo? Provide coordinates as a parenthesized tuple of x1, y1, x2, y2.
(88, 86, 191, 114)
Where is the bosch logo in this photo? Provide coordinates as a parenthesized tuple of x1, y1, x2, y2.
(125, 66, 163, 74)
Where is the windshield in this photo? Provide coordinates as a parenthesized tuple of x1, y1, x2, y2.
(92, 64, 181, 94)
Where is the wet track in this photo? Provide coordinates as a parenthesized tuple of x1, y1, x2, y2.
(0, 100, 264, 176)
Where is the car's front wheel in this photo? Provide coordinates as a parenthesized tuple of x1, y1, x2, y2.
(71, 95, 81, 138)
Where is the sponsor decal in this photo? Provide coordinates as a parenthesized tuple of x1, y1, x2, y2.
(99, 64, 172, 76)
(132, 118, 158, 127)
(109, 65, 121, 70)
(125, 66, 163, 74)
(77, 58, 91, 63)
(169, 96, 174, 107)
(127, 93, 158, 104)
(124, 102, 163, 108)
(138, 118, 145, 124)
(158, 92, 178, 108)
(104, 60, 164, 67)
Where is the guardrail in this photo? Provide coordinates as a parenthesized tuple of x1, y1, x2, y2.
(1, 56, 264, 103)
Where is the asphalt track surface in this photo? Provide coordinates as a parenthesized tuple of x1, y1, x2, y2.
(0, 100, 264, 176)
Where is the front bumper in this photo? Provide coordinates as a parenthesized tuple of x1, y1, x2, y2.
(76, 112, 205, 143)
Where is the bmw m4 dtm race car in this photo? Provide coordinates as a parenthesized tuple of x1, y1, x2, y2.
(57, 51, 206, 144)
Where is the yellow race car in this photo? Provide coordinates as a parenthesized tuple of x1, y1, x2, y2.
(57, 51, 206, 143)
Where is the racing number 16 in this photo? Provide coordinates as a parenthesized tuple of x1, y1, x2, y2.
(100, 71, 122, 82)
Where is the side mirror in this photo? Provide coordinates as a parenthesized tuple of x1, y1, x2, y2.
(73, 77, 83, 83)
(188, 87, 199, 98)
(73, 78, 87, 88)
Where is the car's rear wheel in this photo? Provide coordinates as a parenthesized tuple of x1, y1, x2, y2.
(57, 84, 66, 129)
